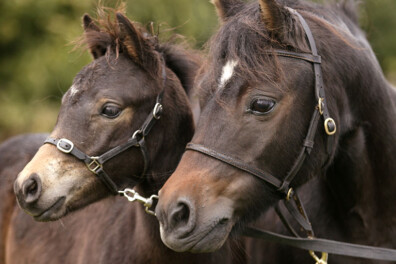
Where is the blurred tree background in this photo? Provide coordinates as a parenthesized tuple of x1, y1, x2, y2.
(0, 0, 395, 141)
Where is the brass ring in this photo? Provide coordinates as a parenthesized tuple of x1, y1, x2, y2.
(286, 188, 293, 201)
(318, 98, 324, 115)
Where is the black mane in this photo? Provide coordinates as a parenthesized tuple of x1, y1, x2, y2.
(158, 43, 202, 96)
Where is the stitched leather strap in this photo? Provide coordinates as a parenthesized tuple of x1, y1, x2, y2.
(244, 227, 396, 261)
(44, 138, 121, 195)
(44, 138, 90, 162)
(185, 109, 321, 196)
(185, 143, 283, 191)
(264, 49, 321, 64)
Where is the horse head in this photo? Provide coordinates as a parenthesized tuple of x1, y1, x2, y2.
(14, 11, 195, 222)
(156, 0, 395, 253)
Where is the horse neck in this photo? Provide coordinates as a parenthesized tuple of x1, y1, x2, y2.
(136, 73, 195, 197)
(324, 47, 396, 238)
(135, 46, 198, 196)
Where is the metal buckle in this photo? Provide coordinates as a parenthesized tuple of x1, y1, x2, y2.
(153, 103, 163, 119)
(56, 138, 74, 154)
(309, 250, 328, 264)
(318, 98, 324, 115)
(87, 157, 102, 174)
(324, 118, 336, 135)
(119, 188, 159, 216)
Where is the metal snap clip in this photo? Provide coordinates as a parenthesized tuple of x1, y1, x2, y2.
(119, 188, 159, 216)
(309, 250, 328, 264)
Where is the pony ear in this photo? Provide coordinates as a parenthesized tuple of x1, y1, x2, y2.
(82, 14, 107, 59)
(259, 0, 309, 48)
(83, 14, 100, 32)
(211, 0, 244, 21)
(258, 0, 292, 39)
(116, 13, 160, 75)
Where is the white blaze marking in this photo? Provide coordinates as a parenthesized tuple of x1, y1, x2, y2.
(219, 60, 238, 89)
(69, 84, 79, 98)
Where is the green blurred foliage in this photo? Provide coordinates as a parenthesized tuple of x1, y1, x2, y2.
(0, 0, 395, 141)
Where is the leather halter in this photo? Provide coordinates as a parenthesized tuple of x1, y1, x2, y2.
(185, 9, 396, 262)
(44, 59, 167, 195)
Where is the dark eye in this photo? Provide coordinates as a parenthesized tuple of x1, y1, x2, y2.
(249, 98, 276, 115)
(101, 104, 121, 118)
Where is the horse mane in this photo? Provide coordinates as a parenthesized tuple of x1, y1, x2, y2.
(76, 6, 201, 95)
(158, 43, 202, 96)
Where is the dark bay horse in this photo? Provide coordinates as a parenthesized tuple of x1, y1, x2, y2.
(5, 11, 244, 263)
(156, 0, 396, 263)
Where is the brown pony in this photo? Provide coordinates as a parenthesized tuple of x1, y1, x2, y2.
(156, 0, 396, 263)
(5, 10, 245, 264)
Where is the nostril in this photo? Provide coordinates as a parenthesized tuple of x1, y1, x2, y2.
(170, 202, 190, 228)
(168, 198, 196, 238)
(22, 174, 42, 204)
(26, 180, 37, 196)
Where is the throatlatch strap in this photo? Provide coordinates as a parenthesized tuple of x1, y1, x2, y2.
(274, 204, 300, 237)
(278, 110, 321, 193)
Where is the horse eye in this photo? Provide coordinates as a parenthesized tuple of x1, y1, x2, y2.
(101, 104, 121, 118)
(249, 98, 276, 115)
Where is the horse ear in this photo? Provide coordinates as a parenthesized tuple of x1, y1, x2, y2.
(83, 14, 100, 32)
(211, 0, 244, 21)
(258, 0, 290, 39)
(82, 14, 107, 59)
(116, 13, 160, 75)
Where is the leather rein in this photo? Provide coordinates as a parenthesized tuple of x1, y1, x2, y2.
(185, 9, 396, 262)
(43, 58, 167, 215)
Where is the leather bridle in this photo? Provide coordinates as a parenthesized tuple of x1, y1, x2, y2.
(185, 9, 396, 262)
(44, 59, 167, 197)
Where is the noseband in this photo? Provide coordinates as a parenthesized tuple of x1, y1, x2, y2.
(44, 58, 167, 197)
(185, 9, 396, 262)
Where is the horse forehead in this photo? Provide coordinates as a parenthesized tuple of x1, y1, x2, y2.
(218, 60, 238, 90)
(63, 82, 86, 105)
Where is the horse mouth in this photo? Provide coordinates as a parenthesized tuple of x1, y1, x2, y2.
(162, 217, 234, 253)
(189, 218, 233, 253)
(33, 196, 66, 222)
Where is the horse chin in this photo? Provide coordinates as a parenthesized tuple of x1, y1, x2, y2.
(31, 196, 67, 222)
(160, 217, 235, 253)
